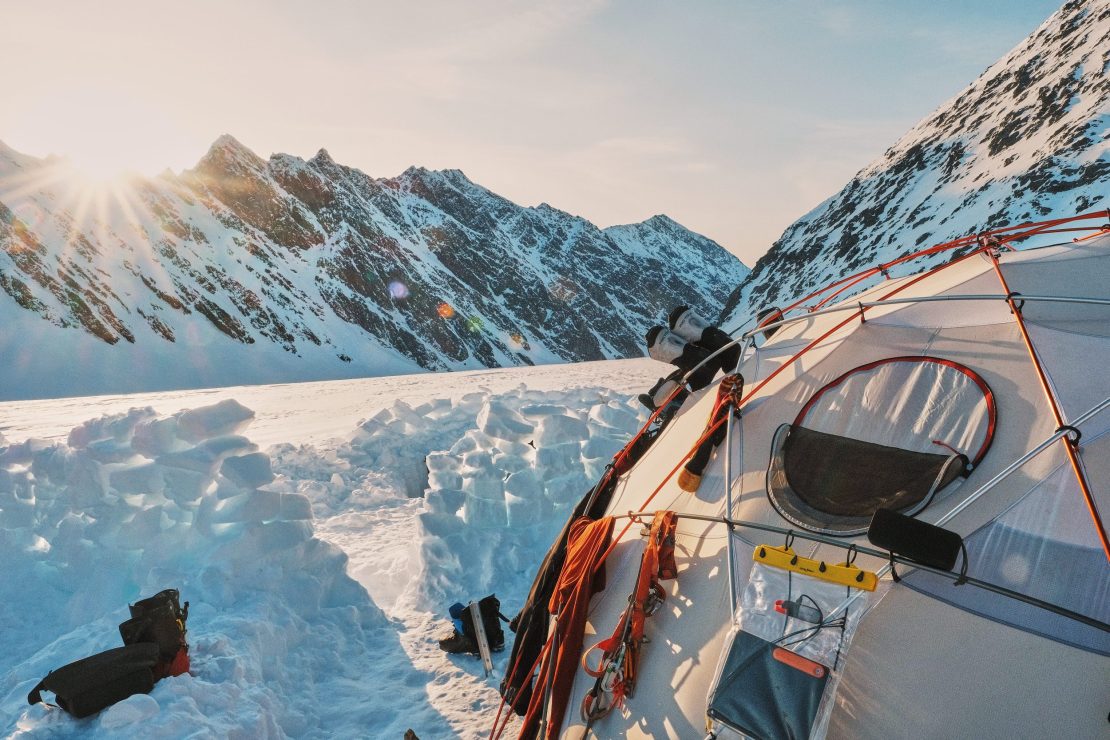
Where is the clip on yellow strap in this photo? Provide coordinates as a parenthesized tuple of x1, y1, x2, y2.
(753, 545, 877, 592)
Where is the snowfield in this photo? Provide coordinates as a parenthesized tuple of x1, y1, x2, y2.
(0, 359, 660, 739)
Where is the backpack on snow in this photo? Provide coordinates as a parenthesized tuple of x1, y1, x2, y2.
(119, 588, 190, 679)
(28, 588, 190, 718)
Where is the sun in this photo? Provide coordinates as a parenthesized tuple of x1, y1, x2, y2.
(7, 86, 197, 184)
(63, 148, 143, 185)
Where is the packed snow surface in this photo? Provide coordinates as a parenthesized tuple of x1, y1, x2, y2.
(0, 359, 660, 739)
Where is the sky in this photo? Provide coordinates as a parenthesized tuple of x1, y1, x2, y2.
(0, 0, 1065, 264)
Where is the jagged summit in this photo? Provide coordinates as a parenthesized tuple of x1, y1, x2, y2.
(194, 133, 267, 175)
(0, 135, 747, 398)
(310, 148, 336, 166)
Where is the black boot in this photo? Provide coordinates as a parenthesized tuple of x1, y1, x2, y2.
(645, 326, 716, 391)
(669, 307, 740, 375)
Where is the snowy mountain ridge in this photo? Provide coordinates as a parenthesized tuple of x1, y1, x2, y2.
(722, 0, 1110, 323)
(0, 137, 748, 399)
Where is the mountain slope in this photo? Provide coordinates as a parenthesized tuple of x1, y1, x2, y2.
(0, 137, 748, 399)
(722, 0, 1109, 323)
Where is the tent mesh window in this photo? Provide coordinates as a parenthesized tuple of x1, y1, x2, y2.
(766, 357, 995, 535)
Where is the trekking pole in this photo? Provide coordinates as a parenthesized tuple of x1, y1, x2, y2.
(721, 338, 750, 622)
(539, 611, 560, 737)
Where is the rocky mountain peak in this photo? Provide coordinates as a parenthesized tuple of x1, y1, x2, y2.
(310, 148, 336, 167)
(0, 136, 748, 398)
(194, 134, 267, 178)
(722, 0, 1110, 323)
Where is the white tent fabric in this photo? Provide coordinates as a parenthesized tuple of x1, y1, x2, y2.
(796, 357, 993, 458)
(543, 232, 1110, 739)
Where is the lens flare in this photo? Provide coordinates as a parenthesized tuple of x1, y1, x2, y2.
(437, 302, 455, 319)
(388, 281, 409, 300)
(12, 202, 46, 231)
(466, 315, 483, 332)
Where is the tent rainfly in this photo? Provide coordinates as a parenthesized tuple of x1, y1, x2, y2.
(492, 211, 1110, 740)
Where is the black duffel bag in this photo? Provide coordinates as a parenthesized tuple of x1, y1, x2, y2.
(27, 643, 160, 718)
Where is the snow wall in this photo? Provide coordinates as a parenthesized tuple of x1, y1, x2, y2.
(1, 384, 647, 738)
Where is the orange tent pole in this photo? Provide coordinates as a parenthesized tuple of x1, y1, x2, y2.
(986, 248, 1110, 562)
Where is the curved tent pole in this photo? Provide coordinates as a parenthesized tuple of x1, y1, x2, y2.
(722, 338, 752, 621)
(987, 249, 1110, 562)
(724, 210, 1109, 336)
(936, 397, 1110, 527)
(746, 293, 1110, 339)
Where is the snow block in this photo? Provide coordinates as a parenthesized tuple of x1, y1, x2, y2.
(464, 495, 507, 528)
(213, 490, 282, 523)
(428, 470, 463, 490)
(463, 469, 503, 501)
(279, 493, 312, 520)
(221, 453, 275, 488)
(0, 497, 35, 529)
(583, 434, 624, 461)
(109, 463, 166, 495)
(588, 401, 640, 432)
(544, 471, 591, 505)
(29, 445, 74, 487)
(67, 408, 156, 449)
(505, 491, 542, 527)
(535, 444, 582, 479)
(2, 438, 53, 467)
(477, 400, 535, 441)
(426, 452, 459, 473)
(535, 414, 589, 446)
(419, 511, 466, 538)
(157, 435, 257, 473)
(426, 488, 465, 515)
(162, 466, 212, 504)
(520, 403, 567, 418)
(117, 505, 166, 546)
(131, 417, 183, 457)
(492, 451, 530, 474)
(86, 438, 137, 464)
(504, 469, 543, 500)
(463, 450, 493, 470)
(176, 399, 255, 442)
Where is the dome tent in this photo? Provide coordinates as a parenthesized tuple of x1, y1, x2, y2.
(493, 212, 1110, 739)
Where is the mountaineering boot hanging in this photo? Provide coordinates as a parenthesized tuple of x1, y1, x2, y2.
(669, 306, 740, 375)
(638, 368, 686, 412)
(680, 374, 744, 493)
(645, 326, 716, 391)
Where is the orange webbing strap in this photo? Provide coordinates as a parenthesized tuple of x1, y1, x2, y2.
(987, 250, 1110, 562)
(488, 384, 691, 737)
(580, 510, 678, 699)
(490, 419, 725, 739)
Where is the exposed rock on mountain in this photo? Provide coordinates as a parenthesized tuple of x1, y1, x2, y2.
(723, 0, 1109, 324)
(0, 137, 748, 399)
